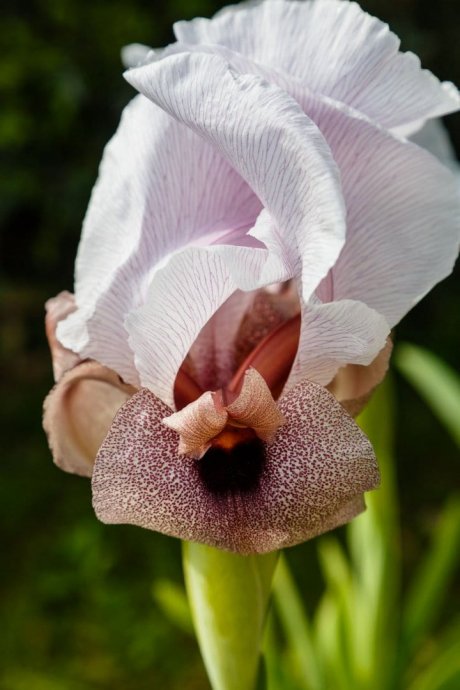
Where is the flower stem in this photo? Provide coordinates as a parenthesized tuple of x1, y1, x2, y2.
(182, 542, 278, 690)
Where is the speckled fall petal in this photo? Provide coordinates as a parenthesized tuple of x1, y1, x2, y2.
(92, 380, 378, 554)
(43, 362, 136, 477)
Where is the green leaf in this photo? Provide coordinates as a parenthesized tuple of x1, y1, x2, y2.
(271, 554, 322, 690)
(395, 343, 460, 447)
(182, 542, 278, 690)
(402, 495, 460, 659)
(349, 377, 400, 690)
(152, 578, 193, 635)
(407, 620, 460, 690)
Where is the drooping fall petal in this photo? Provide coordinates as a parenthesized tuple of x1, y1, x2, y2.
(92, 382, 378, 554)
(174, 0, 459, 130)
(43, 362, 136, 477)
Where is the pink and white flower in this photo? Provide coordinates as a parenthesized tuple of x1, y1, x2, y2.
(44, 0, 459, 554)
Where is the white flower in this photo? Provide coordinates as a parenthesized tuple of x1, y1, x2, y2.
(44, 0, 459, 553)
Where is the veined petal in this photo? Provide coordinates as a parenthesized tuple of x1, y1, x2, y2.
(126, 228, 295, 407)
(285, 298, 390, 392)
(92, 381, 378, 554)
(125, 246, 246, 407)
(312, 105, 460, 327)
(43, 362, 136, 477)
(410, 119, 460, 173)
(57, 94, 261, 385)
(174, 0, 459, 129)
(125, 50, 347, 302)
(130, 45, 459, 324)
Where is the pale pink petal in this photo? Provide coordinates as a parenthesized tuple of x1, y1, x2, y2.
(226, 368, 285, 442)
(285, 299, 390, 392)
(121, 43, 152, 69)
(45, 291, 80, 381)
(409, 119, 460, 173)
(92, 382, 377, 554)
(130, 47, 459, 324)
(57, 93, 261, 386)
(162, 391, 227, 458)
(125, 51, 347, 302)
(174, 0, 459, 129)
(43, 362, 136, 477)
(312, 104, 460, 327)
(125, 245, 264, 407)
(328, 338, 393, 417)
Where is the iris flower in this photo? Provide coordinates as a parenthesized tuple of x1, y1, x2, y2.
(44, 0, 460, 554)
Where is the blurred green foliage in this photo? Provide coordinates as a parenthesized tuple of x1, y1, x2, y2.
(0, 0, 459, 688)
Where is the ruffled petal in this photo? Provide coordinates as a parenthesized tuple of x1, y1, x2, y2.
(43, 362, 136, 477)
(57, 93, 261, 385)
(92, 381, 377, 554)
(125, 50, 347, 302)
(285, 298, 390, 392)
(174, 0, 459, 129)
(312, 105, 460, 327)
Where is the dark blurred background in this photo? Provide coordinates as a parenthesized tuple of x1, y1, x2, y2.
(1, 1, 459, 688)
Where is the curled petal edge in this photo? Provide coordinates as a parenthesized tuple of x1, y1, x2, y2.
(328, 338, 393, 417)
(45, 291, 80, 382)
(43, 361, 136, 477)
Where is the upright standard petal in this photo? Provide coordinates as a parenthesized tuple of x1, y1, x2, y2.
(57, 94, 261, 386)
(125, 50, 347, 302)
(174, 0, 459, 129)
(92, 382, 378, 554)
(309, 101, 460, 327)
(126, 237, 293, 407)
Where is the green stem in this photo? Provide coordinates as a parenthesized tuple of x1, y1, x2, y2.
(183, 542, 278, 690)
